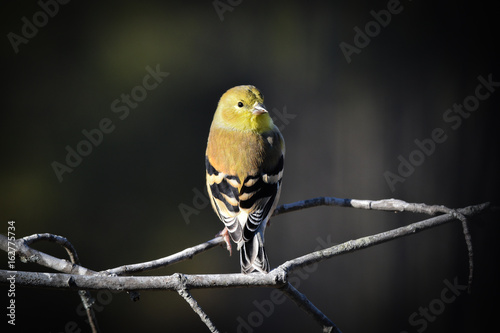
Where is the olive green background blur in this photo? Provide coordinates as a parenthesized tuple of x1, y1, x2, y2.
(1, 1, 499, 332)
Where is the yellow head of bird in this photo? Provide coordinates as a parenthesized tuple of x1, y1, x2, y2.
(214, 85, 274, 133)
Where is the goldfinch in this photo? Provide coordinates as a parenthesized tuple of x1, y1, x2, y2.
(206, 85, 285, 274)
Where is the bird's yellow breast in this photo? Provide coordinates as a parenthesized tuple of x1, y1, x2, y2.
(206, 126, 283, 187)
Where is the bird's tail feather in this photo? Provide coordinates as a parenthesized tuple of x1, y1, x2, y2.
(240, 233, 270, 274)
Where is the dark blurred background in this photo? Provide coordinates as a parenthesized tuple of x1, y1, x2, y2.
(1, 1, 499, 332)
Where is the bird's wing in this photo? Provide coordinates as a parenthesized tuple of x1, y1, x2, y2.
(206, 156, 243, 242)
(239, 154, 284, 242)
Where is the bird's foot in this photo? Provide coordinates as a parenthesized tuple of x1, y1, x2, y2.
(216, 228, 233, 256)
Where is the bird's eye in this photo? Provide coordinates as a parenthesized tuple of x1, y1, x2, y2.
(237, 102, 244, 108)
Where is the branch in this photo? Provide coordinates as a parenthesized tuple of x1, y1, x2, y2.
(5, 234, 96, 276)
(1, 201, 488, 291)
(103, 236, 224, 276)
(96, 198, 485, 277)
(280, 282, 339, 333)
(176, 274, 220, 333)
(22, 233, 81, 264)
(13, 233, 100, 333)
(278, 202, 488, 274)
(274, 196, 479, 216)
(274, 197, 478, 290)
(0, 198, 492, 332)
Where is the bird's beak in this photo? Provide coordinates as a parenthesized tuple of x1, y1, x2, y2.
(252, 103, 268, 115)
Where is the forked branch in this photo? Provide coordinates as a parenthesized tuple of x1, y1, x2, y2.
(0, 197, 491, 333)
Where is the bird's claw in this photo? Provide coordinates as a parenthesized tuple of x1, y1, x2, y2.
(216, 228, 233, 256)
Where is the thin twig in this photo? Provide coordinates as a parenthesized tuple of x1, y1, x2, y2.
(19, 233, 100, 333)
(274, 197, 478, 291)
(78, 290, 100, 333)
(274, 196, 480, 216)
(22, 233, 81, 264)
(9, 236, 95, 275)
(460, 218, 474, 292)
(280, 282, 341, 333)
(104, 237, 224, 276)
(176, 274, 220, 333)
(177, 287, 220, 333)
(278, 202, 488, 274)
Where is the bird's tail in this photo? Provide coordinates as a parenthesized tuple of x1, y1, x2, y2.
(240, 233, 270, 274)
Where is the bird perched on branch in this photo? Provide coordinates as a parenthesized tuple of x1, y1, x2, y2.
(206, 85, 285, 273)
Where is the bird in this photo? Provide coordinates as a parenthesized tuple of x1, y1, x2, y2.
(205, 85, 285, 274)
